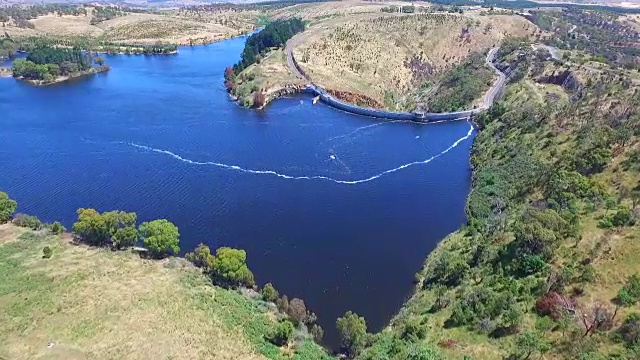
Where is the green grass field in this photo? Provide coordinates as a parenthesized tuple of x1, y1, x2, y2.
(0, 224, 327, 360)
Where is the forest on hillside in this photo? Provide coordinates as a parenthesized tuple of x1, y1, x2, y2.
(233, 17, 305, 74)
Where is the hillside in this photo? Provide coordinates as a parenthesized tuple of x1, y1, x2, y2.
(228, 1, 537, 110)
(291, 10, 535, 110)
(0, 5, 260, 45)
(356, 10, 640, 360)
(0, 222, 328, 360)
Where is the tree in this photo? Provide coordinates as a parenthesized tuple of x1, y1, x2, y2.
(277, 295, 289, 313)
(514, 331, 550, 359)
(0, 191, 17, 223)
(46, 63, 60, 77)
(72, 208, 137, 248)
(210, 247, 255, 287)
(267, 320, 294, 346)
(310, 324, 324, 343)
(287, 298, 308, 325)
(261, 283, 279, 302)
(94, 56, 105, 66)
(185, 243, 215, 270)
(72, 208, 110, 245)
(336, 311, 367, 358)
(429, 251, 469, 286)
(617, 274, 640, 306)
(50, 221, 65, 235)
(139, 219, 180, 258)
(111, 226, 138, 249)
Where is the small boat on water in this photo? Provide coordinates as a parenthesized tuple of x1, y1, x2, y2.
(312, 95, 320, 104)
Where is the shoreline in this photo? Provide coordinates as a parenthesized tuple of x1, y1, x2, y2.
(17, 66, 110, 86)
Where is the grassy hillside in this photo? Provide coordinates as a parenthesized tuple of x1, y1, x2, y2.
(0, 223, 328, 360)
(230, 1, 535, 111)
(1, 5, 260, 45)
(358, 30, 640, 360)
(291, 10, 535, 110)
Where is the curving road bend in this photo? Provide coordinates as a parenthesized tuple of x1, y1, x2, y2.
(285, 33, 506, 120)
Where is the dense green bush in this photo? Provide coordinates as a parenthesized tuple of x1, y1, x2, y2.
(266, 320, 294, 346)
(428, 53, 493, 112)
(139, 219, 180, 258)
(617, 274, 640, 306)
(0, 191, 17, 223)
(261, 283, 279, 302)
(210, 247, 255, 287)
(12, 213, 42, 230)
(185, 243, 215, 269)
(72, 208, 138, 248)
(42, 246, 52, 259)
(49, 221, 66, 235)
(336, 311, 367, 358)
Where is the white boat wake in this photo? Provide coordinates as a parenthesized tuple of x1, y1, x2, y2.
(128, 122, 474, 185)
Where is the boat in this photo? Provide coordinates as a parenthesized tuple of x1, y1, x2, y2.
(313, 95, 320, 104)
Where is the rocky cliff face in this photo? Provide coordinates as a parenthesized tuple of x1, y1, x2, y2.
(537, 70, 584, 101)
(266, 84, 306, 103)
(326, 89, 383, 109)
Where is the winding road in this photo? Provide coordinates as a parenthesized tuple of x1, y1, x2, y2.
(285, 34, 506, 121)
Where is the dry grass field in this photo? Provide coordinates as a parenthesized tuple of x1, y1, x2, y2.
(4, 7, 259, 45)
(0, 223, 268, 360)
(291, 10, 536, 107)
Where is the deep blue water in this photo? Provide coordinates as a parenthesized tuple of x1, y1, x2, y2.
(0, 36, 473, 348)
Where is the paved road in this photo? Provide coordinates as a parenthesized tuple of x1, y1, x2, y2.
(285, 33, 506, 120)
(285, 35, 306, 80)
(479, 47, 506, 111)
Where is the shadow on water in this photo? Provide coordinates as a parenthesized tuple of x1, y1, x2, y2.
(0, 38, 474, 349)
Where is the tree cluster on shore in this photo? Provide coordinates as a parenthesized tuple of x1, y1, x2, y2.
(0, 37, 17, 60)
(11, 47, 107, 83)
(232, 17, 304, 74)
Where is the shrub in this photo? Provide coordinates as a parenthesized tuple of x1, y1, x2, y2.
(50, 221, 65, 235)
(277, 295, 289, 313)
(287, 298, 307, 325)
(210, 247, 255, 288)
(0, 191, 17, 223)
(12, 213, 42, 230)
(617, 274, 640, 306)
(535, 292, 574, 320)
(336, 311, 367, 358)
(401, 316, 427, 340)
(42, 246, 52, 259)
(267, 320, 294, 346)
(139, 219, 180, 258)
(612, 207, 635, 227)
(111, 226, 138, 249)
(185, 243, 215, 270)
(517, 254, 548, 276)
(261, 283, 279, 303)
(310, 324, 324, 344)
(616, 313, 640, 348)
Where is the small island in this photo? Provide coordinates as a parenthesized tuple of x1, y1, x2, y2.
(11, 47, 110, 86)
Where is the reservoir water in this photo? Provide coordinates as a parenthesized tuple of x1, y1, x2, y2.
(0, 35, 473, 348)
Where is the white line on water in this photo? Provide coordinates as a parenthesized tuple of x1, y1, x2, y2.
(128, 122, 474, 185)
(323, 118, 461, 144)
